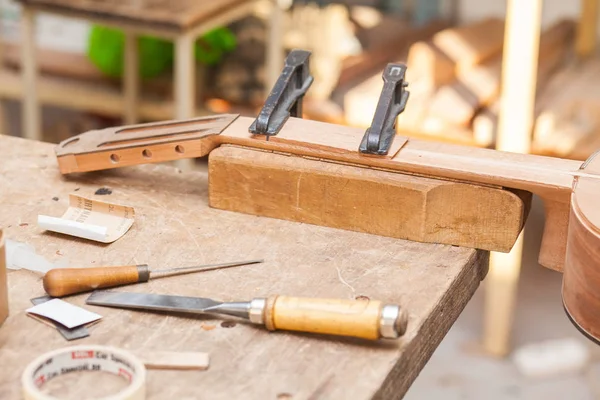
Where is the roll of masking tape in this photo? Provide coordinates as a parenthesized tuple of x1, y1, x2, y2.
(22, 345, 146, 400)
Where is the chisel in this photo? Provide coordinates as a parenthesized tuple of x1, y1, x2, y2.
(43, 259, 263, 297)
(86, 290, 408, 340)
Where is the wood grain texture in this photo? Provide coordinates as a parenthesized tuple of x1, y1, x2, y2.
(208, 146, 530, 253)
(16, 0, 251, 31)
(267, 296, 383, 340)
(0, 231, 7, 326)
(0, 134, 488, 399)
(563, 150, 600, 341)
(43, 265, 143, 297)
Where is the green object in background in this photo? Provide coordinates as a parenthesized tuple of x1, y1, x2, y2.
(195, 27, 237, 65)
(87, 26, 237, 79)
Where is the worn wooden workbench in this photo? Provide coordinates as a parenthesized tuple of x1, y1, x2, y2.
(0, 134, 488, 399)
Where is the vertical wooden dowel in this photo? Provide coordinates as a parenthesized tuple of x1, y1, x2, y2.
(484, 234, 525, 356)
(266, 0, 284, 90)
(0, 24, 5, 136)
(0, 99, 5, 135)
(483, 0, 542, 357)
(576, 0, 599, 59)
(496, 0, 542, 154)
(123, 31, 139, 125)
(21, 6, 40, 140)
(174, 33, 196, 170)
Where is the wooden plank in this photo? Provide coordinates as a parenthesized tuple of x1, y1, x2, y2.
(433, 17, 505, 74)
(426, 20, 575, 127)
(472, 101, 499, 148)
(475, 24, 574, 150)
(405, 40, 455, 88)
(533, 58, 600, 158)
(340, 20, 449, 129)
(426, 53, 502, 126)
(338, 19, 448, 88)
(484, 0, 542, 358)
(0, 134, 488, 399)
(406, 18, 505, 88)
(209, 145, 530, 252)
(576, 0, 599, 58)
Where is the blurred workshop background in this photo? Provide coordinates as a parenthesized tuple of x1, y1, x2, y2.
(1, 0, 599, 398)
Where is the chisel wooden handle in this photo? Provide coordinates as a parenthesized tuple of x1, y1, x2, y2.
(43, 265, 149, 297)
(252, 296, 408, 340)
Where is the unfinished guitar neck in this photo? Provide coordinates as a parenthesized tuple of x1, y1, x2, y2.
(55, 111, 584, 269)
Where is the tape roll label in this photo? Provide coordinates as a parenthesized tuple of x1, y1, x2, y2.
(23, 345, 146, 399)
(32, 350, 138, 388)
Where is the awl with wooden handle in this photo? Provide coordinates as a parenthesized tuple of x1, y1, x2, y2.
(43, 259, 264, 297)
(86, 290, 408, 340)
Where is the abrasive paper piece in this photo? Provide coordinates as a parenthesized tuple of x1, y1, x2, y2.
(38, 194, 135, 243)
(30, 295, 90, 341)
(26, 298, 102, 329)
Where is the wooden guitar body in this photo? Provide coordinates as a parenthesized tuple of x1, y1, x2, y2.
(563, 150, 600, 343)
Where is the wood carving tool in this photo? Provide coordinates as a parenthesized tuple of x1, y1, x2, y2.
(54, 50, 600, 342)
(86, 290, 408, 341)
(43, 259, 264, 297)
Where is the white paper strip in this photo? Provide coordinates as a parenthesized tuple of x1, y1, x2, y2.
(38, 194, 135, 243)
(26, 298, 102, 329)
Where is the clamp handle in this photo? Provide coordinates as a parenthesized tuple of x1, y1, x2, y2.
(359, 64, 410, 155)
(249, 50, 314, 138)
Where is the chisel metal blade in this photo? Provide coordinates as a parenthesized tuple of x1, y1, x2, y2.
(86, 291, 221, 314)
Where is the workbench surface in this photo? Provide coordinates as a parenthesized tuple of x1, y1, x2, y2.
(0, 135, 488, 399)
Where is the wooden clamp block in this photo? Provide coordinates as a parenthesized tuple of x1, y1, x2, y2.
(209, 146, 531, 252)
